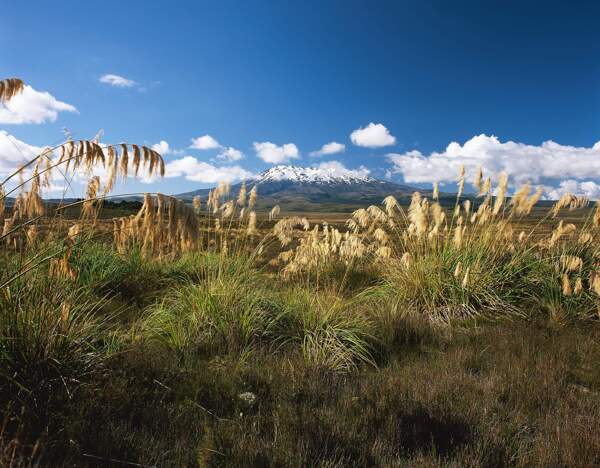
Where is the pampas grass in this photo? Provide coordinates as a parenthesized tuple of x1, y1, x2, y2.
(0, 77, 24, 102)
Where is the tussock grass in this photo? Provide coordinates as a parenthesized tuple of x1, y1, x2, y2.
(142, 255, 376, 372)
(271, 288, 377, 372)
(3, 78, 600, 464)
(142, 253, 277, 357)
(0, 277, 110, 450)
(0, 280, 108, 385)
(375, 243, 539, 320)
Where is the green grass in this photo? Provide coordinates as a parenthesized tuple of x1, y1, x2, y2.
(1, 240, 600, 466)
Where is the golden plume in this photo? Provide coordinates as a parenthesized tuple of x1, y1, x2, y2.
(492, 173, 508, 215)
(248, 185, 258, 209)
(237, 180, 247, 207)
(0, 78, 24, 102)
(132, 144, 141, 177)
(473, 166, 483, 191)
(269, 204, 281, 221)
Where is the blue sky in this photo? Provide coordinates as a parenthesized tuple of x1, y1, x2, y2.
(1, 0, 600, 198)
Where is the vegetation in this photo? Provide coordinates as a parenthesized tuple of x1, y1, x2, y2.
(2, 78, 600, 466)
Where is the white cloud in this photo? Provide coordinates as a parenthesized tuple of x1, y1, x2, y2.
(254, 141, 299, 164)
(163, 155, 252, 183)
(190, 134, 221, 150)
(0, 130, 43, 175)
(387, 134, 600, 184)
(217, 146, 244, 162)
(315, 160, 370, 179)
(350, 123, 396, 148)
(0, 132, 80, 195)
(151, 140, 171, 155)
(542, 180, 600, 200)
(99, 74, 137, 88)
(0, 85, 77, 124)
(310, 141, 345, 157)
(387, 134, 600, 199)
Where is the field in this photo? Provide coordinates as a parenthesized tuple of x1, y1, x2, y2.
(2, 80, 600, 466)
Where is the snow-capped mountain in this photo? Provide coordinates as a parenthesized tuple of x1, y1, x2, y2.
(176, 165, 418, 211)
(255, 165, 375, 185)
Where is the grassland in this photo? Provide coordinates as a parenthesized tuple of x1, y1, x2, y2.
(2, 239, 600, 467)
(2, 79, 600, 466)
(2, 194, 600, 466)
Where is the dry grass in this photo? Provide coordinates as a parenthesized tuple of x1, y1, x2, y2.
(0, 78, 24, 102)
(3, 77, 600, 465)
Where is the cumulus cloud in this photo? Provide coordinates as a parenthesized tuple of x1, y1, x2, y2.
(163, 156, 252, 183)
(190, 134, 221, 150)
(254, 141, 299, 164)
(99, 74, 137, 88)
(151, 140, 171, 155)
(0, 130, 43, 175)
(315, 160, 370, 179)
(0, 85, 77, 124)
(387, 134, 600, 199)
(350, 123, 396, 148)
(0, 133, 249, 194)
(188, 135, 243, 162)
(310, 141, 345, 157)
(217, 147, 244, 162)
(0, 132, 74, 194)
(542, 180, 600, 200)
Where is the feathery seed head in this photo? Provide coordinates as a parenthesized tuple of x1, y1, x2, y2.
(432, 182, 439, 201)
(0, 78, 25, 102)
(269, 204, 281, 221)
(492, 173, 508, 215)
(248, 185, 258, 209)
(574, 277, 583, 296)
(480, 177, 491, 197)
(457, 178, 465, 198)
(247, 210, 257, 235)
(473, 166, 483, 190)
(562, 273, 573, 296)
(382, 195, 400, 216)
(237, 180, 247, 207)
(560, 255, 582, 273)
(462, 267, 470, 288)
(192, 195, 202, 213)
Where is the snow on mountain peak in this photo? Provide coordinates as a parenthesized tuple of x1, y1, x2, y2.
(256, 164, 374, 184)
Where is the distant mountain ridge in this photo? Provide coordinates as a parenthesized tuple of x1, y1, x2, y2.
(176, 164, 423, 211)
(3, 165, 418, 211)
(257, 165, 376, 184)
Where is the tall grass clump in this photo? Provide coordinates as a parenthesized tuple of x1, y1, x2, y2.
(271, 288, 377, 372)
(142, 252, 278, 359)
(272, 167, 600, 324)
(0, 276, 110, 441)
(68, 241, 165, 303)
(370, 173, 600, 322)
(376, 232, 540, 320)
(141, 251, 378, 372)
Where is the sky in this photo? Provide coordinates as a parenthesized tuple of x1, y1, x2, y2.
(1, 0, 600, 199)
